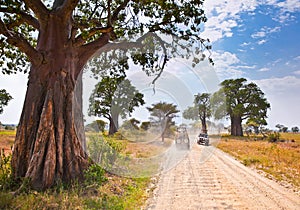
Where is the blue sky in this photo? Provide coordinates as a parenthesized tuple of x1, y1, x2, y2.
(0, 0, 300, 130)
(199, 0, 300, 129)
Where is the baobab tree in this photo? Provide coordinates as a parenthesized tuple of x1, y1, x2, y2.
(212, 78, 270, 136)
(0, 0, 211, 190)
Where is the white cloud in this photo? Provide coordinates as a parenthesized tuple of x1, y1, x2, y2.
(294, 55, 300, 60)
(259, 67, 270, 72)
(257, 39, 267, 45)
(202, 0, 300, 43)
(254, 76, 300, 128)
(202, 0, 259, 42)
(294, 70, 300, 75)
(252, 31, 266, 38)
(241, 42, 251, 47)
(277, 0, 300, 13)
(251, 26, 281, 39)
(211, 51, 245, 79)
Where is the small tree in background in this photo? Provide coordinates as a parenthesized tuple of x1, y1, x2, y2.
(85, 120, 107, 133)
(183, 93, 211, 134)
(140, 121, 151, 131)
(89, 76, 144, 135)
(121, 118, 140, 130)
(0, 89, 13, 115)
(291, 126, 299, 133)
(147, 102, 179, 142)
(275, 124, 288, 132)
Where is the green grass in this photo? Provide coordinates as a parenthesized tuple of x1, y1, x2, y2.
(218, 133, 300, 191)
(0, 131, 153, 210)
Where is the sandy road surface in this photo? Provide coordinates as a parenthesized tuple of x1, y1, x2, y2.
(146, 143, 300, 210)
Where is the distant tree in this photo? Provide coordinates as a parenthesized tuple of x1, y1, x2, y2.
(121, 118, 140, 130)
(85, 120, 106, 132)
(0, 89, 13, 115)
(147, 102, 179, 142)
(275, 124, 288, 132)
(282, 127, 288, 133)
(89, 76, 144, 135)
(211, 78, 270, 136)
(246, 120, 259, 135)
(183, 93, 211, 134)
(140, 121, 151, 131)
(291, 126, 299, 133)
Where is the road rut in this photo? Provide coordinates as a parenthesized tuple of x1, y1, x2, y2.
(146, 144, 300, 210)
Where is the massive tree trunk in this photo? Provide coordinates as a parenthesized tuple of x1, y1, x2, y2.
(10, 13, 102, 190)
(231, 115, 243, 136)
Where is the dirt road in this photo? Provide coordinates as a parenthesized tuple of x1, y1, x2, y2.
(146, 143, 300, 210)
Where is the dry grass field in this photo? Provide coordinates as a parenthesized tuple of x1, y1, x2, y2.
(217, 133, 300, 192)
(0, 130, 15, 155)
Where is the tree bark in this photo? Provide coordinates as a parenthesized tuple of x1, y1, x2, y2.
(108, 116, 118, 135)
(11, 14, 90, 190)
(200, 113, 207, 134)
(231, 115, 243, 136)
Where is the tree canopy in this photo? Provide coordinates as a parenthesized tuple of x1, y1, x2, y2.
(0, 0, 212, 75)
(89, 76, 144, 135)
(147, 101, 179, 141)
(211, 78, 270, 136)
(183, 93, 211, 133)
(0, 89, 13, 115)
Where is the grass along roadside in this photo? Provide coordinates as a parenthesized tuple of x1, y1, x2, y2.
(0, 130, 162, 209)
(217, 133, 300, 193)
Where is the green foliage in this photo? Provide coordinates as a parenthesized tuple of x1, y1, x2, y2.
(267, 132, 280, 143)
(183, 93, 211, 132)
(89, 76, 145, 134)
(0, 150, 14, 191)
(211, 78, 270, 134)
(1, 0, 212, 75)
(87, 134, 126, 170)
(183, 106, 199, 121)
(85, 120, 107, 132)
(84, 164, 107, 187)
(0, 89, 13, 114)
(140, 121, 151, 131)
(147, 102, 179, 140)
(121, 118, 140, 130)
(276, 124, 288, 132)
(292, 126, 299, 133)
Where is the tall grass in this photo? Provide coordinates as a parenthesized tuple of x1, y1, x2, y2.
(0, 131, 152, 209)
(218, 134, 300, 191)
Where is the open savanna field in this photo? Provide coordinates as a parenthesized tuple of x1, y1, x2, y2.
(217, 133, 300, 193)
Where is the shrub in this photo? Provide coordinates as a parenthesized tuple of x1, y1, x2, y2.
(0, 150, 14, 191)
(267, 132, 280, 142)
(87, 134, 126, 171)
(84, 164, 107, 187)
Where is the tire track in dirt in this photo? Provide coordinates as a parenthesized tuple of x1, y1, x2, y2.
(146, 143, 300, 210)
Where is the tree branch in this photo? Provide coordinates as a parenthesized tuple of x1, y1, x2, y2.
(58, 0, 79, 17)
(111, 0, 130, 25)
(0, 19, 42, 66)
(0, 8, 39, 29)
(74, 26, 113, 47)
(23, 0, 48, 22)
